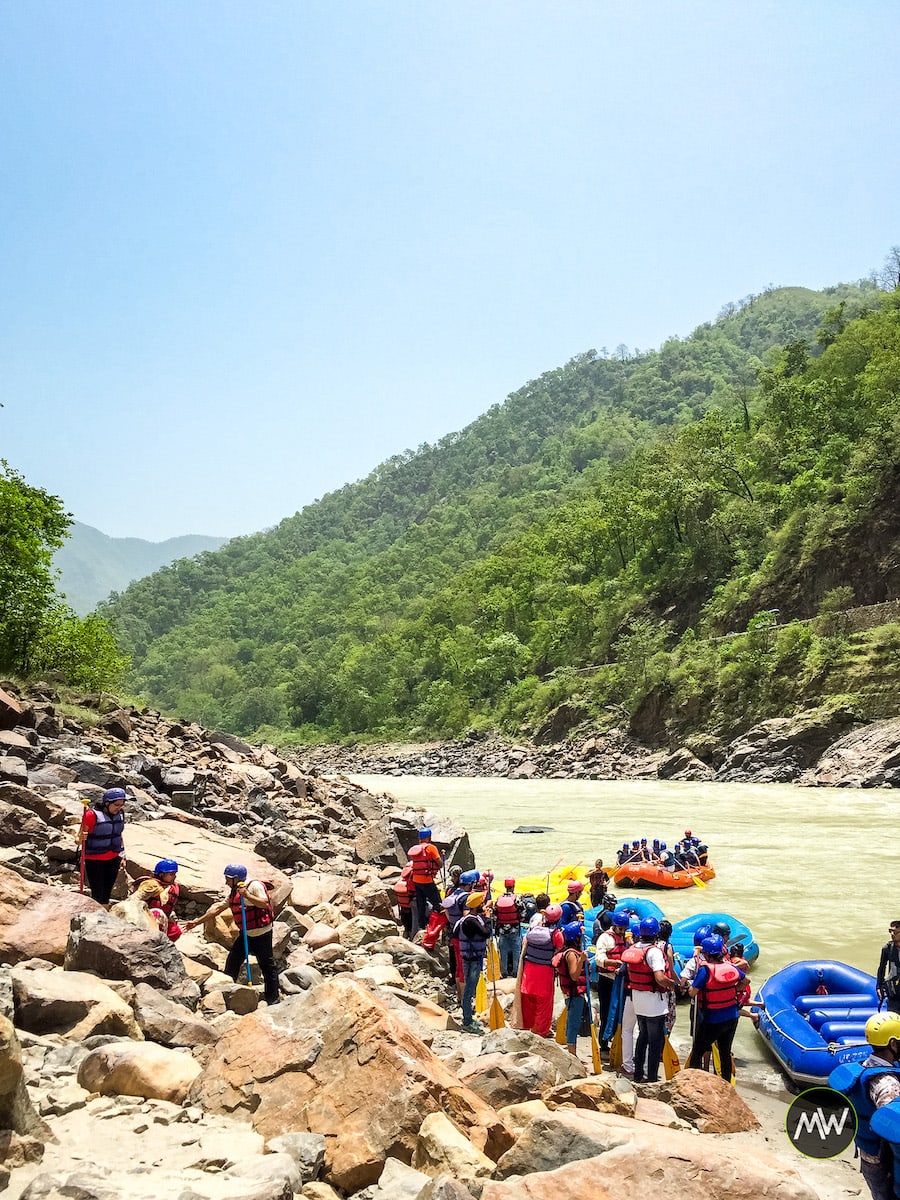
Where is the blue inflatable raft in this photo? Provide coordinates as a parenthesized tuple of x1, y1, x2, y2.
(670, 912, 759, 969)
(756, 959, 878, 1086)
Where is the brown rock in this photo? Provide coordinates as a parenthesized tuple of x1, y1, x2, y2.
(77, 1041, 202, 1102)
(456, 1052, 584, 1109)
(65, 910, 199, 1007)
(290, 873, 356, 916)
(653, 1068, 760, 1133)
(543, 1077, 635, 1116)
(0, 1014, 49, 1141)
(0, 689, 24, 731)
(0, 782, 67, 827)
(487, 1110, 815, 1198)
(189, 976, 513, 1192)
(0, 757, 28, 786)
(12, 966, 142, 1040)
(0, 864, 99, 965)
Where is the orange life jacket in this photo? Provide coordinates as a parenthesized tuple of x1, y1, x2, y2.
(408, 842, 441, 883)
(229, 882, 274, 932)
(702, 961, 743, 1012)
(622, 942, 660, 992)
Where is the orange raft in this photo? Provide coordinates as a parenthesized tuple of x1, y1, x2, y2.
(611, 861, 715, 890)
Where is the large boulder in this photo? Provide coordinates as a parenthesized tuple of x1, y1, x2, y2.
(0, 798, 50, 847)
(132, 982, 217, 1047)
(0, 865, 99, 965)
(189, 976, 513, 1192)
(412, 1112, 495, 1186)
(65, 910, 200, 1007)
(77, 1040, 202, 1102)
(652, 1068, 760, 1133)
(456, 1051, 585, 1109)
(123, 818, 292, 911)
(289, 872, 356, 916)
(12, 965, 142, 1040)
(486, 1110, 817, 1197)
(718, 707, 860, 783)
(805, 716, 900, 787)
(0, 1014, 48, 1139)
(0, 783, 67, 827)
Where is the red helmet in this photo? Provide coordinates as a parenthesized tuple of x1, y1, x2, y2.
(567, 880, 584, 893)
(544, 904, 563, 924)
(504, 878, 515, 888)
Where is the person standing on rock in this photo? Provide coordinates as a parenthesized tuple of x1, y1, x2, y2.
(184, 864, 280, 1006)
(877, 922, 900, 1015)
(455, 891, 492, 1033)
(77, 787, 127, 906)
(392, 864, 415, 939)
(622, 917, 674, 1083)
(494, 879, 524, 978)
(555, 921, 588, 1056)
(407, 828, 443, 930)
(594, 909, 629, 1052)
(517, 903, 563, 1038)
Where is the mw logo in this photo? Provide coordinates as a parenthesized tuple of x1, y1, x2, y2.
(791, 1107, 851, 1142)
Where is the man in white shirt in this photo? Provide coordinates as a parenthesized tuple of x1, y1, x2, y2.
(622, 917, 674, 1084)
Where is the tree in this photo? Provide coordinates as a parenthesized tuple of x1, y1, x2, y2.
(878, 245, 900, 291)
(0, 461, 71, 672)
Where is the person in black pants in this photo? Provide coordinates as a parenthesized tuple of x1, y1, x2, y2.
(877, 922, 900, 1015)
(688, 934, 746, 1078)
(77, 788, 127, 905)
(184, 864, 280, 1005)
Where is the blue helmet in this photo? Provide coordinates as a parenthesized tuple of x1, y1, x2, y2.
(622, 843, 629, 851)
(652, 839, 660, 849)
(702, 934, 725, 956)
(154, 859, 178, 875)
(102, 787, 127, 805)
(674, 843, 681, 851)
(640, 838, 647, 844)
(560, 901, 578, 924)
(224, 864, 247, 881)
(561, 921, 583, 944)
(693, 924, 712, 946)
(611, 911, 630, 928)
(660, 842, 667, 850)
(631, 840, 639, 847)
(640, 917, 660, 938)
(418, 828, 431, 840)
(459, 869, 479, 886)
(629, 920, 641, 937)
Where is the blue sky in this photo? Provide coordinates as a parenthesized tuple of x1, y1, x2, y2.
(2, 2, 898, 540)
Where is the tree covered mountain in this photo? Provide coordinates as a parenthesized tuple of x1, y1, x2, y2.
(53, 522, 229, 616)
(101, 278, 900, 743)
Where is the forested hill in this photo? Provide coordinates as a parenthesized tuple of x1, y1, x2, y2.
(102, 279, 900, 743)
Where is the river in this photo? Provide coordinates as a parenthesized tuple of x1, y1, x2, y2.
(353, 774, 896, 1088)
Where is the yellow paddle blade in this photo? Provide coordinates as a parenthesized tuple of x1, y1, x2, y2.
(486, 942, 501, 982)
(662, 1038, 681, 1080)
(489, 995, 506, 1031)
(476, 973, 487, 1013)
(609, 1026, 623, 1070)
(690, 872, 707, 889)
(710, 1043, 735, 1084)
(589, 1024, 603, 1075)
(555, 1009, 568, 1045)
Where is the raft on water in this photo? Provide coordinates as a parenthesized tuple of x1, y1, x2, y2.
(755, 959, 878, 1086)
(512, 863, 585, 904)
(611, 860, 715, 889)
(670, 912, 759, 968)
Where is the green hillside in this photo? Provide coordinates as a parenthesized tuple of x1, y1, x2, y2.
(54, 522, 229, 615)
(101, 279, 900, 744)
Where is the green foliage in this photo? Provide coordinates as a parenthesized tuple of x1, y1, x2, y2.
(101, 280, 900, 740)
(27, 608, 130, 691)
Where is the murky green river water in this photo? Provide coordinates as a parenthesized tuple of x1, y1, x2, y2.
(352, 774, 897, 1088)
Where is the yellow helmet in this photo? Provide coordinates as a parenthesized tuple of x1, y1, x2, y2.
(866, 1012, 900, 1047)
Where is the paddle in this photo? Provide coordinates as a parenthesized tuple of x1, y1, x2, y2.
(608, 850, 643, 886)
(689, 871, 707, 889)
(584, 955, 603, 1074)
(545, 857, 564, 893)
(711, 1043, 736, 1085)
(475, 971, 488, 1015)
(488, 941, 506, 1030)
(238, 893, 253, 985)
(555, 1009, 568, 1045)
(604, 972, 625, 1070)
(662, 1037, 680, 1080)
(77, 798, 90, 894)
(486, 940, 501, 983)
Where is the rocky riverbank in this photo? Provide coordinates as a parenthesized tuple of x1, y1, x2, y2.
(0, 682, 870, 1198)
(296, 707, 900, 788)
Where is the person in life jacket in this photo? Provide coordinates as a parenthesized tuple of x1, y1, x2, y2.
(594, 909, 630, 1052)
(877, 922, 900, 1016)
(408, 828, 444, 930)
(588, 859, 609, 908)
(658, 918, 679, 1034)
(393, 863, 415, 939)
(681, 841, 701, 869)
(830, 1012, 900, 1200)
(638, 838, 653, 863)
(518, 903, 564, 1038)
(131, 859, 183, 941)
(616, 843, 630, 866)
(565, 880, 586, 917)
(622, 917, 675, 1084)
(455, 891, 492, 1033)
(495, 879, 525, 979)
(77, 788, 127, 906)
(554, 921, 588, 1056)
(184, 864, 280, 1005)
(688, 934, 745, 1077)
(444, 869, 479, 995)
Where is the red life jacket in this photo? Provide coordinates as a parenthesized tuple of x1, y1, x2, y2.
(702, 961, 743, 1012)
(408, 842, 441, 883)
(133, 877, 180, 917)
(622, 942, 659, 992)
(229, 882, 274, 932)
(553, 948, 587, 996)
(393, 877, 412, 910)
(495, 894, 521, 926)
(602, 929, 627, 970)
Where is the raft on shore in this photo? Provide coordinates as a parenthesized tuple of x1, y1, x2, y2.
(670, 912, 759, 968)
(755, 959, 877, 1086)
(611, 860, 715, 889)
